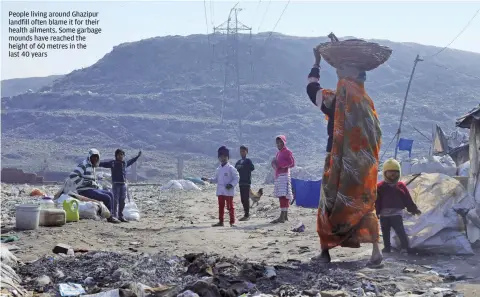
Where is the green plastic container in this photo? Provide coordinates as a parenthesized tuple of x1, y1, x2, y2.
(63, 200, 79, 222)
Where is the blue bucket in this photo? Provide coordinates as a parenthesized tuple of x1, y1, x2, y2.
(291, 178, 321, 208)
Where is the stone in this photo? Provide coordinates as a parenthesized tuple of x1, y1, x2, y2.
(52, 243, 71, 254)
(320, 291, 347, 297)
(35, 275, 51, 287)
(54, 270, 65, 279)
(84, 277, 95, 285)
(302, 289, 319, 296)
(113, 268, 129, 280)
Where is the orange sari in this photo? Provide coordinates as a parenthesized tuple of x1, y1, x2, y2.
(317, 78, 382, 249)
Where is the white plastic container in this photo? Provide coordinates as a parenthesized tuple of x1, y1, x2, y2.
(40, 197, 55, 209)
(15, 204, 40, 230)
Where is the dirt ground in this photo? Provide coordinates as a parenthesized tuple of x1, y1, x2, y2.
(2, 183, 480, 296)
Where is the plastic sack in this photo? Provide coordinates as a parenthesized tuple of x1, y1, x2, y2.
(123, 185, 140, 221)
(56, 194, 101, 220)
(401, 155, 457, 177)
(79, 202, 101, 220)
(393, 173, 475, 255)
(458, 161, 470, 177)
(123, 201, 140, 221)
(160, 180, 201, 191)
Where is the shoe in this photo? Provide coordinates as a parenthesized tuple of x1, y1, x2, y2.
(239, 216, 250, 221)
(107, 217, 121, 224)
(230, 223, 236, 227)
(119, 217, 129, 223)
(212, 222, 224, 227)
(270, 211, 286, 224)
(382, 248, 391, 253)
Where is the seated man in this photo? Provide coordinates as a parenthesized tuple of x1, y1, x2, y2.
(68, 148, 120, 224)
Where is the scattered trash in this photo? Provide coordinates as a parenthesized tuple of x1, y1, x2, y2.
(402, 267, 418, 273)
(83, 289, 120, 297)
(292, 222, 305, 233)
(1, 235, 19, 243)
(84, 277, 95, 286)
(53, 243, 73, 255)
(30, 188, 45, 197)
(177, 290, 199, 297)
(59, 283, 86, 297)
(264, 266, 276, 279)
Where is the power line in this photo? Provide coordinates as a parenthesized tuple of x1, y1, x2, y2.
(257, 0, 271, 32)
(209, 0, 215, 28)
(203, 0, 211, 45)
(425, 61, 480, 80)
(250, 0, 263, 30)
(424, 7, 480, 59)
(264, 0, 291, 44)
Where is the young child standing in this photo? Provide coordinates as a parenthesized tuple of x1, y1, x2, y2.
(271, 135, 295, 224)
(235, 145, 255, 221)
(99, 149, 142, 222)
(202, 146, 240, 227)
(376, 158, 421, 253)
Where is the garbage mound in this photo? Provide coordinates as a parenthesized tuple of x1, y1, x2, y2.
(395, 173, 475, 254)
(401, 155, 457, 177)
(160, 180, 201, 191)
(15, 251, 461, 297)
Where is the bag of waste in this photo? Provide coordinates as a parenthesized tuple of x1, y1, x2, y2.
(402, 156, 457, 177)
(123, 185, 140, 221)
(56, 194, 103, 220)
(393, 173, 475, 254)
(458, 161, 470, 177)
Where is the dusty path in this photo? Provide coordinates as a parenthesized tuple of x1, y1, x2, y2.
(2, 184, 480, 295)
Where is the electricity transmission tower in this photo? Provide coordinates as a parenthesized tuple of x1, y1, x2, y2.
(213, 4, 252, 144)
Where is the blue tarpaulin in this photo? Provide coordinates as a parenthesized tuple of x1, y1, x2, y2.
(291, 178, 321, 208)
(398, 138, 414, 157)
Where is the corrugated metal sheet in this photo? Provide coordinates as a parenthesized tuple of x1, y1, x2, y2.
(456, 104, 480, 129)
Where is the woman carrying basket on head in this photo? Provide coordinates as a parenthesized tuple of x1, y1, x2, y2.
(306, 34, 391, 266)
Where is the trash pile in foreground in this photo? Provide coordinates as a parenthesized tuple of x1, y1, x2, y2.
(13, 250, 464, 297)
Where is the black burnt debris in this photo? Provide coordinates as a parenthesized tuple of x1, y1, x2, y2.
(13, 251, 462, 297)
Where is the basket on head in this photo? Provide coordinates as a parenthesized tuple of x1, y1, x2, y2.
(316, 39, 392, 72)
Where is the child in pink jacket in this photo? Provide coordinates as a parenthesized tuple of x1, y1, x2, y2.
(271, 135, 295, 223)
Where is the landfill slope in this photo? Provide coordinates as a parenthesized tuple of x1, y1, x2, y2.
(1, 34, 480, 182)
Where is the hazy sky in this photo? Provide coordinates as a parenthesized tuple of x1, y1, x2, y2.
(2, 0, 480, 79)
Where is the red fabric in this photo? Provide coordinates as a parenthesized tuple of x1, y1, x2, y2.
(218, 195, 235, 224)
(279, 197, 290, 209)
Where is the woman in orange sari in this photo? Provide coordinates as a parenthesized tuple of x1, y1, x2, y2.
(306, 46, 384, 266)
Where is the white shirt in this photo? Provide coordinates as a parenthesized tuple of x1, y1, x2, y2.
(209, 162, 239, 197)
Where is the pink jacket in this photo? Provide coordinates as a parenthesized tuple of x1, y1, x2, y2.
(273, 135, 295, 178)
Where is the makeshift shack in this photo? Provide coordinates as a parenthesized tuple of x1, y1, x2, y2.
(456, 104, 480, 202)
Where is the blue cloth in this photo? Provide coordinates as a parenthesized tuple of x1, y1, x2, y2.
(291, 178, 321, 208)
(78, 189, 113, 212)
(398, 138, 414, 157)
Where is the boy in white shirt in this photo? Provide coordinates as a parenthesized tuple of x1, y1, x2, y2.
(202, 146, 240, 227)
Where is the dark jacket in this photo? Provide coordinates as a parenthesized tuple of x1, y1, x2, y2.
(235, 158, 255, 186)
(99, 155, 140, 183)
(376, 181, 420, 215)
(306, 67, 335, 152)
